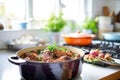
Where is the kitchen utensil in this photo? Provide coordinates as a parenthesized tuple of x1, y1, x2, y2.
(6, 34, 47, 51)
(115, 22, 120, 32)
(6, 42, 38, 51)
(116, 11, 120, 22)
(84, 60, 120, 67)
(6, 39, 39, 51)
(0, 23, 4, 30)
(62, 32, 96, 46)
(8, 46, 84, 80)
(100, 59, 120, 67)
(102, 32, 120, 41)
(102, 6, 109, 16)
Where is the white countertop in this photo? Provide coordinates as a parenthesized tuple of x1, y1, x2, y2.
(0, 50, 120, 80)
(81, 63, 120, 80)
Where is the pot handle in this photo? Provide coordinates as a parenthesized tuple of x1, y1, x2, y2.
(8, 55, 26, 65)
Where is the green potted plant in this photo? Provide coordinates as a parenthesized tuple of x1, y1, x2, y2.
(45, 11, 66, 44)
(82, 17, 98, 34)
(45, 11, 66, 32)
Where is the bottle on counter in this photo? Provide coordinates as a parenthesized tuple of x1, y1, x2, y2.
(0, 23, 4, 30)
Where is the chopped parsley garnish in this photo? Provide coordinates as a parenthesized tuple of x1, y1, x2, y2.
(47, 43, 57, 52)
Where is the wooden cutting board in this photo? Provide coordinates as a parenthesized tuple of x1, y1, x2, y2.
(103, 6, 109, 16)
(99, 70, 120, 80)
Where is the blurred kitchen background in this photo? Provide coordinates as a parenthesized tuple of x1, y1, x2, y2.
(0, 0, 120, 49)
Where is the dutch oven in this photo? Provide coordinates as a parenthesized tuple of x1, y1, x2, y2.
(62, 32, 96, 46)
(8, 46, 84, 80)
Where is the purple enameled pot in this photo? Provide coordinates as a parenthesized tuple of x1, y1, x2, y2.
(8, 46, 84, 80)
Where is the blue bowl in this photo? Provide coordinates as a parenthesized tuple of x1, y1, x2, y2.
(103, 32, 120, 41)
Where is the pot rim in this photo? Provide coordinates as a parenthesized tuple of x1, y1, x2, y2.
(14, 46, 84, 64)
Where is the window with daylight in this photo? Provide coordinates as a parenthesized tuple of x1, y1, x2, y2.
(0, 0, 85, 30)
(0, 0, 25, 29)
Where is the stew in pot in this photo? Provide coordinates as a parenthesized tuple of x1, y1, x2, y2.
(20, 44, 81, 62)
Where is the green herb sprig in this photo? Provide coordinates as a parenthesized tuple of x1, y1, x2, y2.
(47, 43, 58, 52)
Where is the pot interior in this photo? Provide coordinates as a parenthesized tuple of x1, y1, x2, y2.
(16, 46, 85, 62)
